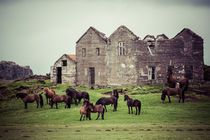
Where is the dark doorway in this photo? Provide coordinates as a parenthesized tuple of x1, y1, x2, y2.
(185, 65, 193, 79)
(57, 67, 62, 84)
(89, 67, 95, 87)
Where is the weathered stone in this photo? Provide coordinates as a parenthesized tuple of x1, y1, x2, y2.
(0, 61, 33, 80)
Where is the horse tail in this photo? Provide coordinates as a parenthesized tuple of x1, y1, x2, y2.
(67, 96, 71, 108)
(138, 101, 141, 115)
(102, 107, 105, 119)
(115, 98, 118, 111)
(39, 94, 44, 108)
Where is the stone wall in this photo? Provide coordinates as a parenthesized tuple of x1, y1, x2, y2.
(50, 54, 76, 85)
(75, 26, 204, 87)
(76, 27, 107, 88)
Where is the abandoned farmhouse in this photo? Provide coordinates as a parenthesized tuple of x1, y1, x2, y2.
(50, 26, 204, 88)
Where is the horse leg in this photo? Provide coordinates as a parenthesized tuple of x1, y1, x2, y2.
(128, 106, 130, 114)
(80, 115, 83, 121)
(104, 105, 107, 112)
(36, 100, 39, 108)
(182, 91, 185, 103)
(168, 95, 171, 103)
(131, 106, 133, 114)
(96, 112, 100, 120)
(56, 102, 58, 109)
(135, 106, 137, 115)
(24, 103, 27, 109)
(75, 98, 78, 106)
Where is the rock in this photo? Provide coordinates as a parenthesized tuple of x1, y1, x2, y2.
(0, 61, 33, 80)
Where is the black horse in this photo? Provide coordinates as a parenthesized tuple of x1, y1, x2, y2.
(124, 95, 141, 115)
(96, 89, 118, 112)
(66, 88, 89, 105)
(16, 93, 43, 109)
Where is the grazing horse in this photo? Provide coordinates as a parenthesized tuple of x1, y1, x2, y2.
(49, 95, 71, 109)
(16, 93, 43, 109)
(124, 95, 141, 115)
(161, 83, 184, 103)
(96, 90, 118, 112)
(43, 88, 56, 104)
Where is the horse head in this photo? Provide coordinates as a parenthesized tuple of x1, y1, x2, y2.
(124, 95, 129, 101)
(88, 102, 94, 112)
(16, 93, 28, 99)
(175, 82, 180, 88)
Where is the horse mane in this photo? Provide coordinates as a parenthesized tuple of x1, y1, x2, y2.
(16, 93, 28, 98)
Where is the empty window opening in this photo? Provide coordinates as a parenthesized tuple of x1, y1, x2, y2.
(96, 48, 100, 56)
(82, 48, 86, 57)
(148, 67, 155, 80)
(62, 60, 67, 66)
(118, 42, 126, 56)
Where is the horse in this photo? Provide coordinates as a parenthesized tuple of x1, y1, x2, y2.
(124, 95, 141, 115)
(95, 90, 119, 112)
(49, 95, 71, 109)
(178, 76, 189, 93)
(88, 102, 105, 120)
(66, 88, 90, 105)
(161, 83, 184, 103)
(79, 100, 93, 121)
(16, 93, 43, 109)
(43, 87, 56, 104)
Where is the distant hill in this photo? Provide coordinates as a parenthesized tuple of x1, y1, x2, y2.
(0, 61, 33, 80)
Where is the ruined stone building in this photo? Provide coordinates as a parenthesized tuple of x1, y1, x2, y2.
(51, 26, 204, 88)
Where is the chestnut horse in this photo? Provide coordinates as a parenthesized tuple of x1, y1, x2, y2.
(161, 83, 184, 103)
(79, 100, 93, 121)
(43, 88, 56, 104)
(124, 95, 141, 115)
(16, 93, 43, 109)
(49, 95, 71, 109)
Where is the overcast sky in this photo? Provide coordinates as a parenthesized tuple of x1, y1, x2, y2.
(0, 0, 210, 74)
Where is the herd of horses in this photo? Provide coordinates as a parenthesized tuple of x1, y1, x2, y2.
(15, 73, 189, 121)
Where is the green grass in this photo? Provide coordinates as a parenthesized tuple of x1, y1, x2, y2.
(0, 81, 210, 140)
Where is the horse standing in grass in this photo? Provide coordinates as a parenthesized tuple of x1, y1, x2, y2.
(124, 95, 141, 115)
(79, 100, 93, 121)
(43, 87, 56, 104)
(161, 83, 184, 103)
(89, 102, 105, 120)
(96, 89, 119, 112)
(16, 93, 43, 109)
(66, 88, 90, 105)
(49, 95, 71, 109)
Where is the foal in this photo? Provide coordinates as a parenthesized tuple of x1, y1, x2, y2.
(124, 95, 141, 115)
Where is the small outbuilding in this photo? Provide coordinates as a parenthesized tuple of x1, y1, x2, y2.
(50, 54, 76, 85)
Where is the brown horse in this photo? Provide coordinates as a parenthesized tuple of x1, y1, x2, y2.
(79, 100, 93, 121)
(89, 102, 105, 120)
(161, 83, 184, 103)
(124, 95, 141, 115)
(16, 93, 43, 109)
(49, 95, 71, 109)
(43, 88, 56, 104)
(66, 88, 90, 105)
(95, 90, 118, 112)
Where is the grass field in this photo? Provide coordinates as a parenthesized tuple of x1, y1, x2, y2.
(0, 80, 210, 140)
